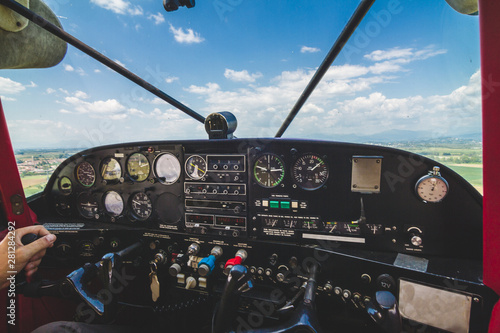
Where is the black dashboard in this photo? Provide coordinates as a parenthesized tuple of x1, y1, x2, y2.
(30, 138, 495, 332)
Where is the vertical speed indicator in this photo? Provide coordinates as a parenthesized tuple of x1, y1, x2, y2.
(253, 153, 285, 188)
(292, 154, 329, 190)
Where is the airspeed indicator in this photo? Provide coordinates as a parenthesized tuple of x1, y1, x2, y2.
(253, 153, 285, 188)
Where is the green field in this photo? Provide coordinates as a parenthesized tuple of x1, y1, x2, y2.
(21, 174, 49, 197)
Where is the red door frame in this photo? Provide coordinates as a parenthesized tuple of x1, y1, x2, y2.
(0, 0, 499, 331)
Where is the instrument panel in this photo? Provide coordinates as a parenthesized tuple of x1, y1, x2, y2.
(43, 138, 483, 259)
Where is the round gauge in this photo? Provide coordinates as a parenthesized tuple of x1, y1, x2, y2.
(54, 196, 71, 216)
(77, 193, 99, 219)
(100, 157, 122, 182)
(185, 155, 207, 180)
(58, 176, 72, 195)
(154, 153, 181, 185)
(127, 153, 150, 182)
(130, 192, 153, 220)
(76, 162, 95, 187)
(253, 153, 285, 188)
(292, 154, 329, 190)
(103, 191, 124, 216)
(415, 175, 449, 203)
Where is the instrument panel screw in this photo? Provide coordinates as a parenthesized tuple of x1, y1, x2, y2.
(392, 239, 397, 243)
(474, 297, 480, 303)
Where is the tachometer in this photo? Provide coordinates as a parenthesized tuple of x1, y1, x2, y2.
(185, 155, 207, 180)
(253, 153, 285, 188)
(130, 192, 153, 220)
(76, 161, 95, 187)
(100, 157, 122, 182)
(154, 153, 181, 185)
(292, 154, 329, 190)
(77, 193, 99, 219)
(103, 191, 124, 216)
(127, 153, 150, 182)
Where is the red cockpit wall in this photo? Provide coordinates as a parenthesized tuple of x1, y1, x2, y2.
(0, 0, 500, 331)
(479, 0, 500, 331)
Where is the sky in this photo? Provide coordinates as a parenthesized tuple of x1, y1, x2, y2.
(0, 0, 481, 149)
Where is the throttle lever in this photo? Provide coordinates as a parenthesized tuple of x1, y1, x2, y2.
(365, 291, 402, 333)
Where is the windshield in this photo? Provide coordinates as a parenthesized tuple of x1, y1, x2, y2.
(0, 0, 481, 195)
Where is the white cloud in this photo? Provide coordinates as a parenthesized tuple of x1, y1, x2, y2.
(165, 76, 179, 83)
(0, 77, 26, 94)
(364, 47, 414, 61)
(169, 24, 204, 44)
(115, 59, 127, 68)
(90, 0, 143, 16)
(63, 95, 127, 119)
(182, 46, 475, 140)
(224, 69, 263, 83)
(0, 96, 16, 101)
(46, 88, 56, 94)
(148, 12, 165, 25)
(64, 64, 74, 72)
(301, 46, 320, 54)
(94, 69, 101, 73)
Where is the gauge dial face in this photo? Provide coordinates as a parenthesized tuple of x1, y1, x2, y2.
(103, 191, 124, 216)
(253, 154, 285, 188)
(130, 192, 153, 220)
(76, 162, 95, 187)
(127, 153, 150, 182)
(58, 176, 72, 195)
(292, 154, 329, 190)
(101, 157, 122, 182)
(416, 176, 449, 203)
(77, 193, 99, 219)
(185, 155, 207, 180)
(154, 153, 181, 185)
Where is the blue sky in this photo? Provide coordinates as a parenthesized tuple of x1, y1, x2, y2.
(0, 0, 481, 149)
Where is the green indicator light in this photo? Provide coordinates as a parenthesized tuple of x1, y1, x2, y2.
(280, 201, 290, 209)
(270, 201, 280, 208)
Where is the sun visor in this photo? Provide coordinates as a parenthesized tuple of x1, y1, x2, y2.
(0, 0, 67, 69)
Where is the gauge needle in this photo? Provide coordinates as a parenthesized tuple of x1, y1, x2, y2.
(311, 163, 322, 171)
(256, 166, 267, 171)
(270, 168, 283, 172)
(190, 163, 205, 172)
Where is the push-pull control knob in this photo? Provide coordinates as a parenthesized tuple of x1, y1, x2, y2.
(223, 249, 248, 275)
(185, 276, 197, 290)
(169, 243, 201, 276)
(411, 234, 423, 246)
(198, 246, 223, 277)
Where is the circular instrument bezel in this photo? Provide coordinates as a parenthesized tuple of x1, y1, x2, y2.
(415, 175, 449, 203)
(75, 161, 96, 187)
(129, 192, 153, 221)
(154, 152, 182, 185)
(127, 153, 150, 182)
(100, 157, 122, 183)
(103, 190, 124, 217)
(253, 153, 285, 188)
(58, 176, 73, 195)
(185, 155, 207, 180)
(77, 192, 99, 219)
(291, 153, 329, 191)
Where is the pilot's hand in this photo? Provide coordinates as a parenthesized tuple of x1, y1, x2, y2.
(0, 225, 56, 289)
